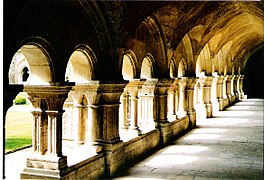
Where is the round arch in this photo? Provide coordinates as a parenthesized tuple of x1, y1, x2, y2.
(65, 44, 98, 83)
(178, 58, 186, 78)
(140, 53, 155, 80)
(169, 59, 176, 78)
(122, 50, 137, 80)
(8, 41, 54, 85)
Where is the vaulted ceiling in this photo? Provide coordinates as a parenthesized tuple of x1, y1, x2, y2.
(4, 0, 264, 84)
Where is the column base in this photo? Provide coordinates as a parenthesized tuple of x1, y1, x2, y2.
(187, 111, 196, 128)
(218, 99, 224, 110)
(97, 142, 125, 177)
(205, 103, 212, 118)
(223, 98, 229, 108)
(21, 167, 66, 179)
(21, 155, 67, 179)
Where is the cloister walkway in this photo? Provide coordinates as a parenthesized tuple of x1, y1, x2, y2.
(4, 99, 263, 180)
(113, 99, 263, 180)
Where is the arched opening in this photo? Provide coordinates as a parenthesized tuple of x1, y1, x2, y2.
(178, 59, 186, 78)
(6, 43, 53, 156)
(8, 44, 53, 85)
(140, 54, 154, 80)
(65, 49, 97, 83)
(243, 47, 264, 98)
(122, 52, 137, 81)
(169, 61, 176, 79)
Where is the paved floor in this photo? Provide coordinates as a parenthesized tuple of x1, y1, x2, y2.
(4, 99, 263, 180)
(113, 99, 263, 180)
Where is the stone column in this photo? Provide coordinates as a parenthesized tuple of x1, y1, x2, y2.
(138, 79, 157, 134)
(70, 89, 87, 145)
(73, 103, 86, 144)
(195, 77, 207, 120)
(211, 73, 219, 116)
(119, 92, 128, 130)
(203, 76, 213, 118)
(217, 75, 225, 110)
(238, 75, 246, 99)
(167, 88, 177, 121)
(21, 83, 73, 179)
(233, 75, 239, 102)
(177, 77, 187, 118)
(226, 75, 233, 105)
(185, 77, 197, 128)
(155, 79, 172, 145)
(125, 80, 143, 136)
(222, 75, 229, 108)
(86, 104, 99, 145)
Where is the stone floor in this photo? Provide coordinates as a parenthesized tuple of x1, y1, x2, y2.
(112, 99, 264, 180)
(4, 99, 263, 180)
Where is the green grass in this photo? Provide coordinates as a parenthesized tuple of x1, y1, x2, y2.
(5, 109, 33, 153)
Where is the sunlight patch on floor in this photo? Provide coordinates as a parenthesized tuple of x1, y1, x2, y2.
(162, 145, 208, 154)
(146, 155, 198, 166)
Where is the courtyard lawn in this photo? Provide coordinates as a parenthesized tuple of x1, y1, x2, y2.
(5, 104, 33, 153)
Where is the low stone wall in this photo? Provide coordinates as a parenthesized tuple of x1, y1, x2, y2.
(124, 130, 160, 165)
(22, 115, 193, 179)
(63, 153, 105, 179)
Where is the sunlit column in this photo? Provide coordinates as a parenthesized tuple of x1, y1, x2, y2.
(239, 75, 246, 99)
(185, 77, 197, 127)
(216, 75, 225, 110)
(86, 104, 99, 145)
(232, 75, 239, 102)
(203, 76, 213, 117)
(119, 93, 128, 130)
(22, 84, 72, 178)
(72, 103, 86, 144)
(177, 78, 187, 118)
(226, 75, 233, 105)
(211, 73, 219, 116)
(167, 89, 176, 121)
(128, 93, 141, 135)
(222, 75, 229, 108)
(46, 110, 64, 156)
(196, 77, 207, 120)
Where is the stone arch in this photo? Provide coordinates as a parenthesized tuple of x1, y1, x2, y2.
(140, 53, 155, 80)
(178, 58, 186, 78)
(181, 34, 194, 75)
(143, 16, 168, 78)
(122, 50, 137, 80)
(169, 59, 176, 78)
(8, 40, 54, 85)
(9, 51, 30, 84)
(195, 44, 211, 76)
(65, 44, 98, 83)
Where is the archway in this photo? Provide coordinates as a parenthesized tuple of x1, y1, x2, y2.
(243, 47, 264, 98)
(65, 45, 97, 83)
(6, 43, 54, 157)
(140, 54, 155, 80)
(122, 51, 137, 81)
